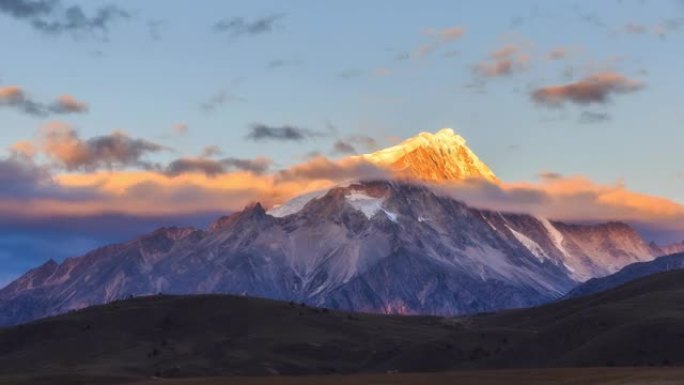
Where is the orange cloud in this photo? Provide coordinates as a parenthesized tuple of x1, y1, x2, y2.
(406, 26, 466, 59)
(434, 175, 684, 232)
(0, 85, 23, 101)
(1, 141, 683, 241)
(51, 95, 89, 113)
(0, 154, 680, 236)
(0, 87, 89, 116)
(16, 155, 383, 217)
(37, 122, 165, 171)
(173, 123, 188, 135)
(424, 26, 466, 42)
(10, 140, 36, 157)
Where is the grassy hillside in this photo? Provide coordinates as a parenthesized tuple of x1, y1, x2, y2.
(1, 269, 684, 383)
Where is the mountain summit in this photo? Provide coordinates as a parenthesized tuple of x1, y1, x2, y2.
(361, 128, 498, 183)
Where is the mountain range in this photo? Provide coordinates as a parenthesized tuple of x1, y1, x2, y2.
(567, 251, 684, 298)
(1, 129, 682, 327)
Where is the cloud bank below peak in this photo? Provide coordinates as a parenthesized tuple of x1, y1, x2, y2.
(1, 126, 682, 244)
(1, 136, 683, 244)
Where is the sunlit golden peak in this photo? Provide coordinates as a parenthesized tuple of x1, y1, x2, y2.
(361, 128, 498, 184)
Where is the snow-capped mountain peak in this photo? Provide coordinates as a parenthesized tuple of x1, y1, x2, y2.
(360, 128, 498, 183)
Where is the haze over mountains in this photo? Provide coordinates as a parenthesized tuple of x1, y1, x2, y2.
(1, 129, 682, 327)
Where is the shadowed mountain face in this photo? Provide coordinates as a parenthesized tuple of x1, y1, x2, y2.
(1, 269, 684, 380)
(566, 251, 684, 298)
(0, 181, 668, 327)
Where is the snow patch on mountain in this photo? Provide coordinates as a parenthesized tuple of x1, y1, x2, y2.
(538, 217, 569, 257)
(346, 190, 386, 219)
(382, 209, 399, 222)
(507, 226, 548, 262)
(267, 189, 328, 217)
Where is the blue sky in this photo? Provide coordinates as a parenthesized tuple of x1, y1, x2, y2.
(1, 0, 683, 286)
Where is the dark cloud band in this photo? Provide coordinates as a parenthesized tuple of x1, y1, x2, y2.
(165, 157, 271, 177)
(245, 123, 330, 142)
(531, 72, 643, 107)
(213, 14, 284, 38)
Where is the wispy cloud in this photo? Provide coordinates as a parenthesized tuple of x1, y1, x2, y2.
(172, 123, 188, 135)
(330, 140, 356, 155)
(547, 47, 568, 60)
(623, 19, 684, 38)
(0, 86, 46, 116)
(572, 4, 606, 29)
(579, 111, 611, 124)
(165, 156, 271, 177)
(267, 58, 300, 69)
(213, 13, 284, 38)
(531, 72, 643, 107)
(404, 25, 466, 60)
(654, 19, 684, 38)
(147, 19, 164, 41)
(473, 44, 531, 78)
(0, 0, 129, 38)
(0, 86, 89, 117)
(624, 22, 648, 34)
(424, 26, 466, 43)
(330, 134, 379, 155)
(201, 145, 222, 158)
(338, 69, 363, 79)
(245, 123, 331, 142)
(200, 90, 243, 112)
(49, 95, 89, 114)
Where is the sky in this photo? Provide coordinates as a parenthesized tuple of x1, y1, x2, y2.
(1, 0, 684, 286)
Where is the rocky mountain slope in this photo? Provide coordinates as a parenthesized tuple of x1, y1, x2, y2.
(653, 241, 684, 256)
(566, 251, 684, 298)
(0, 180, 663, 327)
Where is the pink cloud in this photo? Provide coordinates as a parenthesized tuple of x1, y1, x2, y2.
(474, 44, 530, 78)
